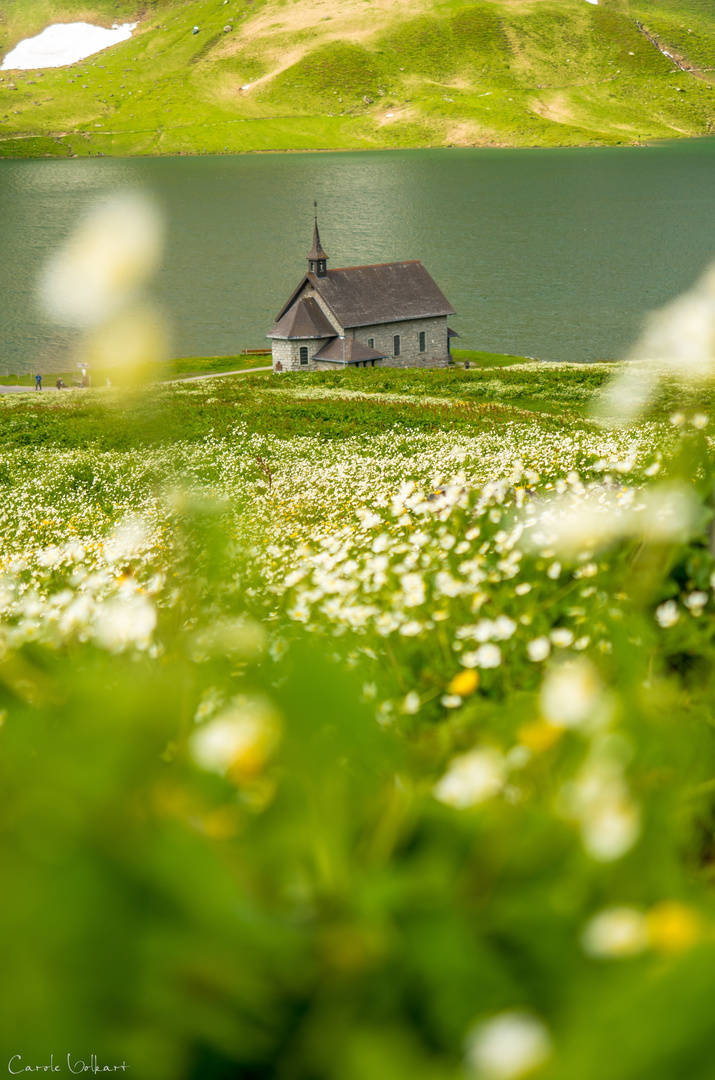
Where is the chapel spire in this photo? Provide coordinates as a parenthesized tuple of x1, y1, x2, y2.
(307, 201, 328, 277)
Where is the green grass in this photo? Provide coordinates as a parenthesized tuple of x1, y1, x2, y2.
(2, 351, 715, 1076)
(1, 0, 715, 156)
(0, 355, 270, 388)
(0, 360, 690, 451)
(163, 354, 271, 378)
(451, 348, 539, 367)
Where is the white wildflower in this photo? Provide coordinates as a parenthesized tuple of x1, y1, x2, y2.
(684, 591, 708, 616)
(581, 907, 649, 959)
(190, 696, 280, 779)
(356, 507, 382, 528)
(465, 1012, 552, 1080)
(550, 628, 574, 648)
(655, 600, 680, 628)
(564, 738, 641, 861)
(493, 615, 517, 639)
(527, 637, 551, 662)
(402, 691, 421, 714)
(466, 643, 502, 669)
(540, 658, 604, 729)
(434, 748, 506, 809)
(93, 595, 156, 652)
(400, 572, 425, 607)
(37, 545, 61, 568)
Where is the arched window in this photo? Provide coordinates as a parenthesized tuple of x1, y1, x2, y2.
(299, 347, 309, 365)
(393, 335, 401, 357)
(419, 331, 426, 352)
(367, 337, 374, 348)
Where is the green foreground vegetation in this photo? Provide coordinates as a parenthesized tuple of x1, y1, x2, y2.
(2, 360, 715, 1077)
(1, 0, 715, 156)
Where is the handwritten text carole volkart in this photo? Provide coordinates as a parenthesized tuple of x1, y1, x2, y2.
(9, 1056, 129, 1074)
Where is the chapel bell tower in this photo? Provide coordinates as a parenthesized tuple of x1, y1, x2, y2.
(307, 201, 328, 278)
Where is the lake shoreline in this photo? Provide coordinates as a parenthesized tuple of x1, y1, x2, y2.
(0, 132, 696, 161)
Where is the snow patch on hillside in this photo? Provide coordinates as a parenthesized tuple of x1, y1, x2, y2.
(1, 21, 138, 70)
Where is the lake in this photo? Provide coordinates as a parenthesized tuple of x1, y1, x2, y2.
(2, 140, 715, 371)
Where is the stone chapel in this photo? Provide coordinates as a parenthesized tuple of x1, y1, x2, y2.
(267, 214, 458, 372)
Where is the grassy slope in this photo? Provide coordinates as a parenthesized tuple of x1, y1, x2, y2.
(0, 0, 714, 155)
(0, 360, 695, 452)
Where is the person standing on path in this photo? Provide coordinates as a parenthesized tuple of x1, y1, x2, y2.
(34, 374, 42, 391)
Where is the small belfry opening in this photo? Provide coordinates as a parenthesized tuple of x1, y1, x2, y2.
(308, 201, 328, 279)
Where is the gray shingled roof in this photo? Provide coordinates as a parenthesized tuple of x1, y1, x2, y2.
(314, 261, 455, 328)
(313, 337, 387, 365)
(268, 296, 338, 340)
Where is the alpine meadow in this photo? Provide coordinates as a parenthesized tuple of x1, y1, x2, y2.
(1, 0, 715, 157)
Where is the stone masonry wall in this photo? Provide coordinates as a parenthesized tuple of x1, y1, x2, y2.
(271, 337, 330, 373)
(302, 285, 450, 369)
(353, 316, 449, 368)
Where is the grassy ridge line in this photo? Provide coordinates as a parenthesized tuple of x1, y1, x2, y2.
(0, 0, 714, 156)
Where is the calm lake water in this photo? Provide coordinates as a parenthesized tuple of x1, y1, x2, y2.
(2, 141, 715, 370)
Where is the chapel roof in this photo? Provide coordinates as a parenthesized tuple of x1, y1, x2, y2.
(268, 296, 338, 340)
(312, 337, 387, 365)
(276, 261, 456, 330)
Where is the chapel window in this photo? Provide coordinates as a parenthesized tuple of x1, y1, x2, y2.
(419, 331, 426, 352)
(299, 347, 309, 365)
(393, 335, 401, 357)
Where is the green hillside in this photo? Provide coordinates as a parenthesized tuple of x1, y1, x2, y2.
(1, 0, 715, 156)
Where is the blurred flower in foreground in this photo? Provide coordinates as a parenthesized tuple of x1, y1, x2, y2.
(655, 599, 680, 628)
(190, 696, 281, 782)
(38, 191, 168, 386)
(593, 263, 715, 424)
(562, 736, 641, 861)
(525, 483, 702, 559)
(527, 637, 551, 662)
(647, 901, 701, 953)
(39, 192, 164, 328)
(465, 1011, 552, 1079)
(581, 906, 649, 958)
(93, 595, 157, 653)
(582, 901, 700, 958)
(448, 669, 480, 697)
(82, 304, 170, 384)
(434, 748, 506, 809)
(540, 658, 610, 731)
